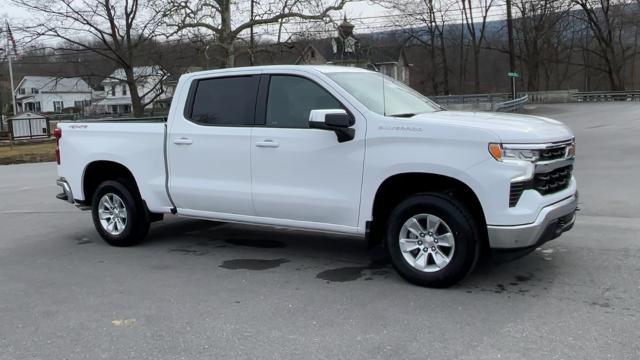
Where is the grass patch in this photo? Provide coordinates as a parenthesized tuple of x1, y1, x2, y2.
(0, 141, 56, 165)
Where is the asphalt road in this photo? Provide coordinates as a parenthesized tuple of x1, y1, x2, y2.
(1, 103, 639, 359)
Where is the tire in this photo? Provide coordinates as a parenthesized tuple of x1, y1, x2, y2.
(91, 179, 150, 247)
(386, 193, 480, 288)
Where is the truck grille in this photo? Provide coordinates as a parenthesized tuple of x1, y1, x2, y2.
(533, 165, 573, 195)
(509, 165, 573, 207)
(509, 182, 526, 207)
(539, 146, 567, 161)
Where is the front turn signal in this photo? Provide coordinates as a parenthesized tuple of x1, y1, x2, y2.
(488, 143, 502, 161)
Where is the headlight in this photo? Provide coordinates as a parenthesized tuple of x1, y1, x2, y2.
(488, 143, 541, 162)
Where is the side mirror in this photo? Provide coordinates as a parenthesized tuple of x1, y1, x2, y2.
(309, 109, 355, 143)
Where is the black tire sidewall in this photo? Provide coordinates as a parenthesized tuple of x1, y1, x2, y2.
(91, 180, 143, 246)
(386, 193, 478, 288)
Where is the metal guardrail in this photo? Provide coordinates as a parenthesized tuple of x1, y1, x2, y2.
(430, 93, 511, 105)
(494, 95, 528, 112)
(573, 91, 640, 102)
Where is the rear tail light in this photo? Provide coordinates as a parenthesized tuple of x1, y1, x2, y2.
(54, 128, 62, 165)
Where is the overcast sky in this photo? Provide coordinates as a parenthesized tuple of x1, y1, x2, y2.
(0, 0, 507, 44)
(1, 1, 390, 23)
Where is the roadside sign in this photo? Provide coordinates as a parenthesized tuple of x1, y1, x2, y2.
(507, 72, 520, 78)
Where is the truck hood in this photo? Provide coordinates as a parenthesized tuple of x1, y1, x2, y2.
(412, 110, 574, 143)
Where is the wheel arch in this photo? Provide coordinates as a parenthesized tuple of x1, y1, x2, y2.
(82, 160, 141, 205)
(368, 172, 488, 248)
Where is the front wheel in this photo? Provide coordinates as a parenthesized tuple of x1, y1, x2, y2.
(386, 193, 480, 288)
(91, 180, 150, 247)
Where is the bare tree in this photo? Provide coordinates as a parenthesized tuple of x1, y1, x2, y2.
(460, 0, 494, 93)
(159, 0, 350, 68)
(377, 0, 454, 95)
(12, 0, 167, 117)
(512, 0, 572, 91)
(572, 0, 636, 90)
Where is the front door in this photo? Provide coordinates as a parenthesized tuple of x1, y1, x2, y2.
(168, 74, 260, 217)
(250, 74, 366, 228)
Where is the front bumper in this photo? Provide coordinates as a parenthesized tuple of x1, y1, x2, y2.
(487, 193, 577, 249)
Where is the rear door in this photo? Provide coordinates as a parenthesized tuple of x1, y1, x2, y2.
(167, 73, 260, 216)
(250, 73, 366, 229)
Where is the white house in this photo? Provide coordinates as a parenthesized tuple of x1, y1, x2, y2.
(14, 76, 93, 114)
(296, 17, 411, 85)
(96, 66, 173, 114)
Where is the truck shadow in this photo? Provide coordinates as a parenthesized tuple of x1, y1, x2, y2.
(143, 216, 560, 291)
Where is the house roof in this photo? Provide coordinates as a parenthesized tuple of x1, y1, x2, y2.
(367, 45, 408, 64)
(233, 43, 307, 67)
(298, 39, 407, 66)
(103, 66, 168, 83)
(9, 112, 47, 120)
(96, 97, 132, 106)
(16, 76, 92, 93)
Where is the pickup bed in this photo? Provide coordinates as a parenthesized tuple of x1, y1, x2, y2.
(56, 65, 577, 287)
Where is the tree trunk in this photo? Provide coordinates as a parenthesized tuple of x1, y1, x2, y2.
(458, 16, 466, 93)
(124, 67, 144, 117)
(473, 47, 481, 93)
(428, 32, 439, 95)
(219, 0, 235, 68)
(439, 31, 450, 95)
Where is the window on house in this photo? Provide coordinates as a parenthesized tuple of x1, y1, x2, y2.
(53, 101, 63, 113)
(18, 88, 26, 95)
(31, 88, 39, 94)
(110, 86, 116, 96)
(35, 102, 41, 112)
(122, 85, 127, 96)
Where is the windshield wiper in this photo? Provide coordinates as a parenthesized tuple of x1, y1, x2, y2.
(389, 113, 417, 118)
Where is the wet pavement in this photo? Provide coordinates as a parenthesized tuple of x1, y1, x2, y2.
(1, 103, 639, 359)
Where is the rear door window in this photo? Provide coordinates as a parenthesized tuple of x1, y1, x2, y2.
(189, 76, 259, 126)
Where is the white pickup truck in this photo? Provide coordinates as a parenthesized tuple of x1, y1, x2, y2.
(55, 65, 577, 287)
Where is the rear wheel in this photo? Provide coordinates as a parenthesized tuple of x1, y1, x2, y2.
(386, 193, 480, 288)
(91, 180, 150, 247)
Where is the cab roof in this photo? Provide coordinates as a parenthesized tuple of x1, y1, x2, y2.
(186, 64, 372, 78)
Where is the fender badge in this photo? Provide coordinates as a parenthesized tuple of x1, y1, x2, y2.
(378, 125, 423, 132)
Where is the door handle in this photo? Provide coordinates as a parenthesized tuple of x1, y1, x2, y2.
(255, 140, 279, 148)
(174, 137, 193, 145)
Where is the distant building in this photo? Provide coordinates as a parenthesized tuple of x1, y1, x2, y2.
(96, 66, 174, 114)
(14, 76, 93, 114)
(296, 16, 411, 84)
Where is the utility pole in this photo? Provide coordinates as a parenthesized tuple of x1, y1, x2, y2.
(5, 20, 17, 147)
(249, 0, 255, 66)
(5, 20, 17, 116)
(506, 0, 517, 99)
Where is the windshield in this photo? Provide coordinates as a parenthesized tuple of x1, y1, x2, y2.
(327, 71, 441, 117)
